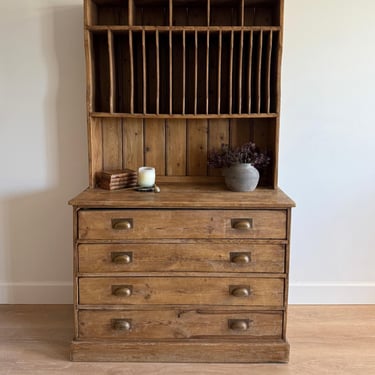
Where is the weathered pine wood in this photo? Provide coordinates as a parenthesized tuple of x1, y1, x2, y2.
(78, 243, 285, 274)
(77, 0, 290, 364)
(128, 30, 134, 113)
(77, 209, 287, 240)
(69, 185, 295, 209)
(166, 119, 186, 175)
(88, 117, 103, 187)
(78, 309, 283, 340)
(142, 29, 146, 114)
(144, 118, 166, 174)
(122, 118, 143, 171)
(79, 277, 284, 306)
(102, 118, 122, 170)
(107, 30, 115, 113)
(187, 119, 208, 175)
(71, 340, 289, 363)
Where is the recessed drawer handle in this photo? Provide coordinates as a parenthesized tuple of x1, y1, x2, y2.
(112, 218, 133, 230)
(228, 319, 251, 331)
(230, 252, 251, 264)
(111, 252, 133, 264)
(231, 219, 253, 230)
(112, 285, 133, 297)
(229, 285, 251, 297)
(112, 319, 132, 331)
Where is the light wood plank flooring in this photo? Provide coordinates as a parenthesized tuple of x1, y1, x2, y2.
(0, 305, 374, 374)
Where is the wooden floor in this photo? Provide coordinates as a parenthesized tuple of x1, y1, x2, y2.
(0, 305, 374, 375)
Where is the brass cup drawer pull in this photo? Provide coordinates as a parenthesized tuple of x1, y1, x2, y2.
(229, 285, 251, 297)
(111, 252, 133, 264)
(231, 219, 253, 230)
(228, 319, 251, 331)
(112, 218, 133, 230)
(230, 252, 251, 264)
(111, 319, 132, 331)
(112, 285, 133, 297)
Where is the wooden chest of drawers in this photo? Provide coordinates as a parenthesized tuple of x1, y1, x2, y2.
(69, 184, 294, 362)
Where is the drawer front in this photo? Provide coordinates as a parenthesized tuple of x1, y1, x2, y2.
(78, 209, 287, 240)
(78, 309, 283, 340)
(78, 243, 285, 273)
(79, 277, 284, 307)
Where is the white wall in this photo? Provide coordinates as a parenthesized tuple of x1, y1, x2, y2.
(0, 0, 374, 303)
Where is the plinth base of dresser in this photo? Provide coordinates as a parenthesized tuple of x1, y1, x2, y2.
(70, 339, 289, 363)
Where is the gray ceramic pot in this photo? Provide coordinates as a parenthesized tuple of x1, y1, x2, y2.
(222, 163, 260, 192)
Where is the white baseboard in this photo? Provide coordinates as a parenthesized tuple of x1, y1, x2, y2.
(0, 282, 73, 304)
(0, 282, 374, 304)
(289, 283, 375, 304)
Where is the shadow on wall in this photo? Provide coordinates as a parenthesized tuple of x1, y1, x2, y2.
(2, 5, 87, 303)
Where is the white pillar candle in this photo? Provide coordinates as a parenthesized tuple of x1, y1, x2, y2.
(138, 167, 156, 187)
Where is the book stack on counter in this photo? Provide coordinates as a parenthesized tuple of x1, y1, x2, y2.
(96, 169, 138, 190)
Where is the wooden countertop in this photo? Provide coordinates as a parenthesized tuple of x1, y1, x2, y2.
(69, 183, 295, 209)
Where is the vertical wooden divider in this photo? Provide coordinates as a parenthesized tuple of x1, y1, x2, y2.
(182, 30, 186, 115)
(128, 0, 135, 26)
(256, 30, 263, 113)
(129, 31, 134, 113)
(238, 30, 244, 114)
(206, 31, 210, 114)
(247, 30, 253, 113)
(85, 30, 94, 113)
(239, 0, 245, 26)
(194, 31, 198, 115)
(217, 30, 222, 114)
(169, 0, 173, 26)
(156, 31, 160, 115)
(169, 30, 173, 114)
(142, 29, 147, 114)
(265, 31, 273, 113)
(108, 30, 115, 113)
(207, 0, 210, 26)
(229, 30, 234, 114)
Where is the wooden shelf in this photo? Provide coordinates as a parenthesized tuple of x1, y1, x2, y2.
(86, 0, 282, 27)
(89, 28, 280, 115)
(84, 0, 284, 188)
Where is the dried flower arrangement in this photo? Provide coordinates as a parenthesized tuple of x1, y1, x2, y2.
(207, 142, 270, 170)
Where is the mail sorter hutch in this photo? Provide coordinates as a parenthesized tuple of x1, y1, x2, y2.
(69, 0, 295, 362)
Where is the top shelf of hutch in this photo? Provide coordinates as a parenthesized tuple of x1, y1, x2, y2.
(85, 0, 282, 27)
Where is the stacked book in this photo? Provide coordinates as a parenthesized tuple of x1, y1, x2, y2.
(96, 169, 138, 190)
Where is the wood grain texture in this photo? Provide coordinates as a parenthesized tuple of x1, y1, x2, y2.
(69, 185, 295, 209)
(166, 119, 187, 175)
(78, 243, 285, 274)
(77, 209, 287, 240)
(78, 309, 283, 340)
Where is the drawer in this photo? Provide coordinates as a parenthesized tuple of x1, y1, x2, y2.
(78, 309, 283, 340)
(78, 243, 285, 273)
(79, 277, 284, 307)
(78, 209, 287, 240)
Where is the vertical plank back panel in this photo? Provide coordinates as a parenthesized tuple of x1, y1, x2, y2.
(187, 119, 208, 176)
(230, 119, 252, 148)
(145, 119, 166, 174)
(123, 118, 144, 171)
(166, 119, 187, 176)
(208, 119, 230, 176)
(89, 118, 103, 187)
(102, 118, 123, 170)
